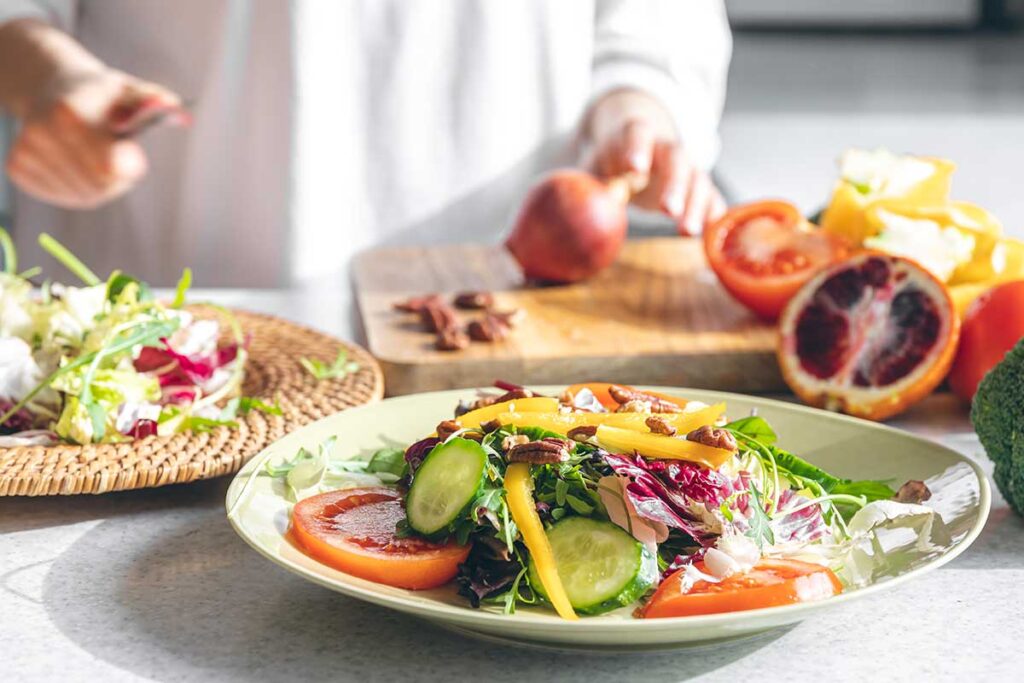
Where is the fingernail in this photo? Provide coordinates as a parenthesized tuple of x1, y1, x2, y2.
(629, 150, 651, 173)
(662, 187, 684, 218)
(113, 145, 146, 178)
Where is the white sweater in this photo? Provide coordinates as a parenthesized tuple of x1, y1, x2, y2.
(0, 0, 731, 286)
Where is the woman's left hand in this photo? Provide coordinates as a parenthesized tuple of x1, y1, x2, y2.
(585, 90, 727, 235)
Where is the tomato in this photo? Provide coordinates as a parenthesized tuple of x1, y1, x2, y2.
(289, 487, 470, 590)
(640, 558, 842, 618)
(704, 201, 851, 321)
(949, 280, 1024, 402)
(566, 383, 689, 411)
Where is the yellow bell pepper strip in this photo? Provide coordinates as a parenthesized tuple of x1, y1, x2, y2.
(821, 149, 955, 245)
(456, 397, 559, 429)
(596, 424, 735, 469)
(504, 463, 578, 620)
(497, 402, 727, 436)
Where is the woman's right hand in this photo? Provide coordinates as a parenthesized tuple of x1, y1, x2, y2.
(5, 68, 183, 209)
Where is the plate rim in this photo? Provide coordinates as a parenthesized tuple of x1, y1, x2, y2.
(225, 386, 991, 631)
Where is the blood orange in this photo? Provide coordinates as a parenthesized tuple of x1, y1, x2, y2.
(777, 253, 959, 420)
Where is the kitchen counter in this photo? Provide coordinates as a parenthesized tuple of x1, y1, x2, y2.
(2, 289, 1021, 683)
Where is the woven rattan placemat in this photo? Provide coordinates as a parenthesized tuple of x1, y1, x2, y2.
(0, 309, 384, 496)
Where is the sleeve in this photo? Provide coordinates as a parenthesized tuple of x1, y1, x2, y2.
(0, 0, 77, 32)
(590, 0, 732, 170)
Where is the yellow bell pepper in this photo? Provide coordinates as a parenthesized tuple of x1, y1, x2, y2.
(498, 402, 727, 436)
(504, 463, 577, 620)
(595, 425, 735, 469)
(456, 397, 559, 429)
(820, 149, 955, 244)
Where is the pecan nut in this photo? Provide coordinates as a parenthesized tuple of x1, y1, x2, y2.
(894, 480, 932, 504)
(616, 399, 652, 414)
(435, 327, 469, 351)
(393, 293, 441, 313)
(686, 425, 737, 451)
(421, 302, 458, 333)
(506, 437, 572, 464)
(436, 419, 462, 440)
(567, 425, 597, 442)
(608, 385, 683, 413)
(645, 416, 677, 436)
(453, 291, 495, 310)
(467, 387, 534, 411)
(502, 434, 530, 451)
(480, 418, 503, 433)
(467, 314, 510, 342)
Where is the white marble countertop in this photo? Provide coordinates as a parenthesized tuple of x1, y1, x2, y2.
(2, 289, 1022, 683)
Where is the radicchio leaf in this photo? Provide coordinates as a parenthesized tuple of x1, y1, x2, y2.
(604, 453, 736, 547)
(404, 437, 440, 476)
(455, 534, 523, 608)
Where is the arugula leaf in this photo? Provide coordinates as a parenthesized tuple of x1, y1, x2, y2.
(172, 267, 192, 308)
(0, 225, 16, 273)
(106, 271, 152, 303)
(724, 416, 777, 445)
(300, 349, 360, 381)
(831, 479, 896, 502)
(366, 447, 406, 478)
(38, 232, 100, 286)
(184, 415, 239, 433)
(220, 396, 284, 420)
(745, 485, 775, 550)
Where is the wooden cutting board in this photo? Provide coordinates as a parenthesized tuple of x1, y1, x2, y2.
(353, 238, 783, 396)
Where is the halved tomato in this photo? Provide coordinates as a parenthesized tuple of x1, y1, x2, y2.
(640, 558, 842, 618)
(704, 201, 851, 321)
(289, 487, 469, 590)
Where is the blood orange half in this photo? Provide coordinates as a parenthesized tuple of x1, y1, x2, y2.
(777, 253, 959, 420)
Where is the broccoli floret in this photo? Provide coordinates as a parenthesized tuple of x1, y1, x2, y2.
(971, 337, 1024, 515)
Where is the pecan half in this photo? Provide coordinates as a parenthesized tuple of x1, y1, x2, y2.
(507, 437, 571, 464)
(645, 415, 677, 436)
(480, 418, 503, 433)
(467, 314, 510, 342)
(421, 301, 458, 333)
(393, 293, 441, 313)
(608, 385, 683, 413)
(435, 326, 469, 351)
(567, 425, 597, 442)
(495, 388, 534, 403)
(502, 434, 530, 451)
(616, 399, 652, 414)
(894, 480, 932, 504)
(437, 419, 462, 440)
(453, 291, 495, 310)
(686, 425, 737, 451)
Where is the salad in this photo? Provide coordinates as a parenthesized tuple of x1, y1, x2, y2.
(0, 229, 263, 447)
(269, 382, 949, 620)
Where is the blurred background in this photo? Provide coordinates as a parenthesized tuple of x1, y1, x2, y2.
(719, 0, 1024, 235)
(1, 0, 1023, 246)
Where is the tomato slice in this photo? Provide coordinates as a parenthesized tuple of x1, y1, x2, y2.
(640, 558, 843, 618)
(289, 487, 470, 590)
(704, 201, 851, 321)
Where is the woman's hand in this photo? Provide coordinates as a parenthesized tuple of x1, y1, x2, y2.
(6, 68, 183, 209)
(584, 89, 726, 235)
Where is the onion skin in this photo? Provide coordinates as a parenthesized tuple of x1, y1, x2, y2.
(506, 170, 629, 283)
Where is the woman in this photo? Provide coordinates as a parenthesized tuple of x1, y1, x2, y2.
(0, 1, 731, 286)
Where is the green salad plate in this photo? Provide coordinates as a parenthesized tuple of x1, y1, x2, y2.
(225, 387, 989, 651)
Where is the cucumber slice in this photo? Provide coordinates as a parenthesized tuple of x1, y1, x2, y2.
(529, 517, 657, 615)
(406, 437, 487, 536)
